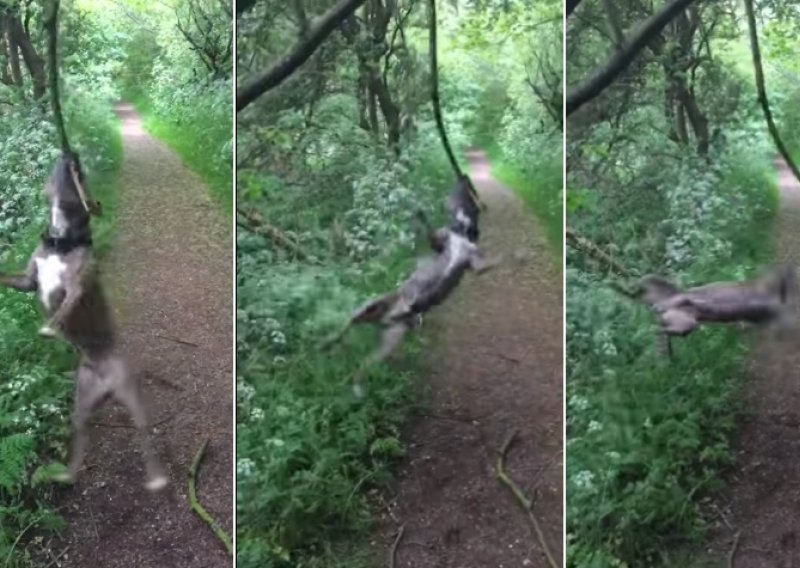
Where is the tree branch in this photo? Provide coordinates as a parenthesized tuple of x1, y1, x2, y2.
(566, 0, 698, 117)
(236, 207, 317, 263)
(236, 0, 367, 111)
(743, 0, 800, 183)
(566, 0, 582, 17)
(236, 0, 259, 15)
(566, 226, 632, 277)
(44, 0, 70, 152)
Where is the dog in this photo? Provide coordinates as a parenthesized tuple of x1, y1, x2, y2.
(0, 152, 167, 491)
(324, 174, 499, 395)
(633, 265, 797, 356)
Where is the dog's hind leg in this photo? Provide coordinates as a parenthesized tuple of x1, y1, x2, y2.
(352, 322, 409, 398)
(658, 333, 673, 358)
(775, 264, 798, 336)
(55, 363, 109, 484)
(470, 247, 501, 274)
(107, 357, 168, 491)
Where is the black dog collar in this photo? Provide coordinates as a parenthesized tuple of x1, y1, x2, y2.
(41, 231, 93, 254)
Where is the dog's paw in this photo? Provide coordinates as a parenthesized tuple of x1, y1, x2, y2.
(39, 325, 57, 339)
(145, 474, 169, 492)
(52, 471, 75, 484)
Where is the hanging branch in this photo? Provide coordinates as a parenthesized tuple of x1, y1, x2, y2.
(743, 0, 800, 183)
(43, 0, 70, 153)
(427, 0, 484, 209)
(427, 0, 460, 178)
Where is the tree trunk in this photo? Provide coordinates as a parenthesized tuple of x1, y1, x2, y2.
(4, 18, 22, 88)
(674, 79, 709, 155)
(8, 15, 45, 99)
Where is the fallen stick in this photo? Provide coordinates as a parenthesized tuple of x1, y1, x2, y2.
(43, 545, 70, 568)
(188, 439, 233, 555)
(728, 530, 742, 568)
(155, 333, 199, 347)
(496, 430, 559, 568)
(389, 524, 405, 568)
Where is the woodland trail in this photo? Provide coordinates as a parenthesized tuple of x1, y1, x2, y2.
(376, 150, 563, 567)
(55, 103, 232, 567)
(707, 157, 800, 567)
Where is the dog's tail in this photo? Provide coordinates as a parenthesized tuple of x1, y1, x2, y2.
(776, 264, 798, 333)
(319, 292, 401, 351)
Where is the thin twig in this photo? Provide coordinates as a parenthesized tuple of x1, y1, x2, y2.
(4, 516, 41, 567)
(42, 546, 70, 568)
(494, 352, 521, 364)
(155, 333, 199, 347)
(413, 412, 481, 424)
(728, 530, 742, 568)
(90, 412, 173, 430)
(389, 524, 405, 568)
(188, 439, 233, 555)
(496, 430, 559, 568)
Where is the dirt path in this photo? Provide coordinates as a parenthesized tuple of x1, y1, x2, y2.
(377, 150, 563, 567)
(56, 103, 232, 567)
(707, 157, 800, 567)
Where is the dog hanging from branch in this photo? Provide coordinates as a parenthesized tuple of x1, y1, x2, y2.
(323, 0, 499, 396)
(0, 0, 167, 490)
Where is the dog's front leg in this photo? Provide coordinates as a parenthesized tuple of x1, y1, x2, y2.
(0, 256, 38, 293)
(41, 256, 94, 338)
(470, 247, 501, 274)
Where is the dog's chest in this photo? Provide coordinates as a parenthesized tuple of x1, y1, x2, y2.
(444, 233, 473, 274)
(35, 254, 67, 310)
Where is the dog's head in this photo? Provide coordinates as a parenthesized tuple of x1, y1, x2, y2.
(636, 275, 681, 305)
(43, 152, 101, 237)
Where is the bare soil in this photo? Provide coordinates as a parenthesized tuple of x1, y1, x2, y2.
(706, 157, 800, 567)
(375, 150, 563, 567)
(53, 103, 232, 567)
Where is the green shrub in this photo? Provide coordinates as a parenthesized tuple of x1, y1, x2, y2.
(566, 119, 778, 566)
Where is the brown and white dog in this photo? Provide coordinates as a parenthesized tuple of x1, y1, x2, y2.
(325, 174, 499, 396)
(0, 152, 167, 490)
(633, 265, 798, 355)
